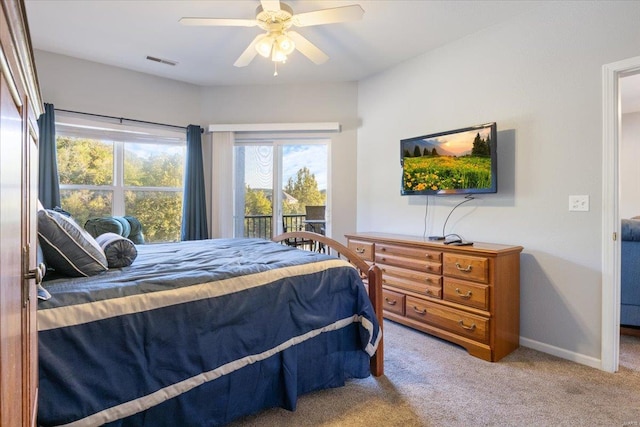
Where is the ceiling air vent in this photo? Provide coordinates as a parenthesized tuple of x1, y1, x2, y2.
(146, 56, 178, 66)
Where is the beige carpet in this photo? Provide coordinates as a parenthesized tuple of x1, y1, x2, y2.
(228, 320, 640, 427)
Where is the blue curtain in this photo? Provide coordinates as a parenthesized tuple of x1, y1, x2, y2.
(37, 103, 60, 209)
(181, 125, 209, 240)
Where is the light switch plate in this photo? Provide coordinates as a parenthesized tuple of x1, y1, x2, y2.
(569, 195, 589, 212)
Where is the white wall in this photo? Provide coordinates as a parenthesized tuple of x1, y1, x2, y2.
(621, 112, 640, 219)
(35, 50, 202, 127)
(357, 1, 640, 363)
(34, 50, 359, 244)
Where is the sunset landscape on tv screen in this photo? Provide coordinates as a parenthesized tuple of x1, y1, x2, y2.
(401, 123, 496, 195)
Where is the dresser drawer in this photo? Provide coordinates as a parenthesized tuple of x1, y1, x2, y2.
(377, 243, 441, 262)
(384, 277, 442, 299)
(376, 252, 441, 274)
(443, 278, 489, 310)
(443, 253, 489, 283)
(378, 263, 442, 287)
(382, 288, 405, 316)
(347, 240, 374, 262)
(380, 265, 442, 299)
(406, 297, 489, 344)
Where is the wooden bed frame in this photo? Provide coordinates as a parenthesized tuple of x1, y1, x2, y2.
(273, 231, 384, 376)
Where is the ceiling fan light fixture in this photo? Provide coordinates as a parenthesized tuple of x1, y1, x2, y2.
(255, 35, 273, 58)
(271, 46, 287, 63)
(256, 31, 293, 63)
(276, 33, 295, 55)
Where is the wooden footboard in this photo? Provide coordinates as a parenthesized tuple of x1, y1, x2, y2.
(272, 231, 383, 376)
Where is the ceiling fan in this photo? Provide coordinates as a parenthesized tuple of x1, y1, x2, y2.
(180, 1, 364, 71)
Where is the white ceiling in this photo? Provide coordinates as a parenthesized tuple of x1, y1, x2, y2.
(23, 0, 640, 112)
(25, 0, 545, 87)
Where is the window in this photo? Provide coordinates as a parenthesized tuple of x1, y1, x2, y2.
(56, 118, 186, 243)
(233, 140, 328, 239)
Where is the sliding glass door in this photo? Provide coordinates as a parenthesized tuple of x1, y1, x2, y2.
(234, 140, 328, 239)
(234, 144, 274, 238)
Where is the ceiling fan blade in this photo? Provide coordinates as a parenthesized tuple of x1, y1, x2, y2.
(292, 5, 364, 27)
(260, 0, 281, 12)
(179, 17, 257, 27)
(287, 31, 328, 64)
(234, 34, 265, 67)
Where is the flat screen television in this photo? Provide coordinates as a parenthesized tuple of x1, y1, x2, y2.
(400, 122, 497, 196)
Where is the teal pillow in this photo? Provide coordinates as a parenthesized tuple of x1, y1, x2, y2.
(113, 216, 131, 238)
(84, 217, 123, 238)
(124, 216, 145, 244)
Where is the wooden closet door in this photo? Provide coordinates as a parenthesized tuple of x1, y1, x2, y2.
(1, 1, 42, 425)
(0, 49, 39, 427)
(23, 108, 40, 427)
(0, 66, 28, 427)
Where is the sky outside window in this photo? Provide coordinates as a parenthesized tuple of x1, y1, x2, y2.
(244, 144, 327, 190)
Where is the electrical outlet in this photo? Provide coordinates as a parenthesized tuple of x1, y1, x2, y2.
(569, 195, 589, 212)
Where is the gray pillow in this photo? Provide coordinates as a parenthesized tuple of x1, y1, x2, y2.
(95, 232, 138, 268)
(38, 209, 108, 277)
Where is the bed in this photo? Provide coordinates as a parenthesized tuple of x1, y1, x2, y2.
(37, 230, 383, 427)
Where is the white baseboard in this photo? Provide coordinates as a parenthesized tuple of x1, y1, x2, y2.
(519, 337, 602, 370)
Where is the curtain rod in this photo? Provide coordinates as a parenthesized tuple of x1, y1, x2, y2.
(54, 108, 195, 132)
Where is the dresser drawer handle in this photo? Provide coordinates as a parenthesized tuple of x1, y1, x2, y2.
(412, 306, 427, 315)
(455, 288, 472, 299)
(425, 289, 434, 296)
(384, 297, 397, 306)
(455, 262, 473, 272)
(458, 320, 476, 331)
(355, 247, 365, 254)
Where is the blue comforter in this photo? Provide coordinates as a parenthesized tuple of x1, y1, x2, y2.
(38, 238, 380, 427)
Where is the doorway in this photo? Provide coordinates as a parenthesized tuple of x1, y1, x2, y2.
(602, 55, 640, 373)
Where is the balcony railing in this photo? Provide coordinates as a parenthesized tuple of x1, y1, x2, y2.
(244, 214, 306, 240)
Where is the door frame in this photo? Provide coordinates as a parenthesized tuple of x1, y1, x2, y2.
(601, 55, 640, 372)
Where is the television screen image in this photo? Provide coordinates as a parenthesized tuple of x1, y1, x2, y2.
(401, 122, 497, 196)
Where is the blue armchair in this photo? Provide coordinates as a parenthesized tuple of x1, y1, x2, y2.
(621, 218, 640, 327)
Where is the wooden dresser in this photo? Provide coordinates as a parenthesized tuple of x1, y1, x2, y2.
(345, 232, 523, 362)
